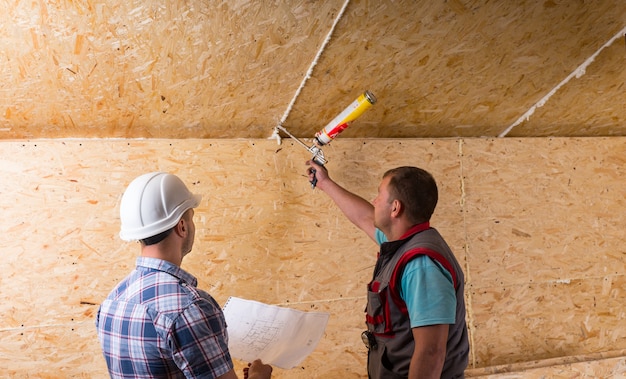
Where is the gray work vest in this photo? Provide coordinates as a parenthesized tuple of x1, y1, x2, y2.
(365, 223, 469, 378)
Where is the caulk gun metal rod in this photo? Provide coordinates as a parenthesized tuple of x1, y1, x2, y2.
(276, 125, 315, 153)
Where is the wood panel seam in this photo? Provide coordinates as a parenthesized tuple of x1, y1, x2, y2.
(459, 138, 477, 369)
(498, 25, 626, 138)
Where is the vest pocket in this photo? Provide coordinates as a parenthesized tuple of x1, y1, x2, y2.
(369, 344, 406, 379)
(381, 344, 406, 378)
(366, 280, 389, 334)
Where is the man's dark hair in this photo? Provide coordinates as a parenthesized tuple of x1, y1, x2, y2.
(140, 227, 173, 246)
(383, 166, 438, 224)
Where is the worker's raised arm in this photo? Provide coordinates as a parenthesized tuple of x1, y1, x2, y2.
(306, 160, 376, 242)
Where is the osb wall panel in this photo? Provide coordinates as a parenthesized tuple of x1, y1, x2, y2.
(467, 351, 626, 378)
(3, 323, 103, 378)
(462, 138, 626, 367)
(0, 138, 624, 378)
(0, 138, 462, 378)
(508, 39, 626, 137)
(1, 0, 625, 140)
(286, 1, 626, 139)
(0, 0, 341, 138)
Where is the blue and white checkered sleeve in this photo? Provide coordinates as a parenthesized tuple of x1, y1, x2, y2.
(170, 298, 234, 378)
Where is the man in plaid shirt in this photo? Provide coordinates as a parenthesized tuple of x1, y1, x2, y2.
(96, 172, 272, 379)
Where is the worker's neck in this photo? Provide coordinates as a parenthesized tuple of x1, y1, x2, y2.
(141, 239, 183, 266)
(386, 219, 415, 241)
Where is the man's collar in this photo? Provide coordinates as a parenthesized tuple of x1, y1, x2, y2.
(397, 221, 430, 240)
(136, 256, 198, 287)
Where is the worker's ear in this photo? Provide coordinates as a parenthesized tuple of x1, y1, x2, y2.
(391, 199, 402, 218)
(174, 218, 187, 237)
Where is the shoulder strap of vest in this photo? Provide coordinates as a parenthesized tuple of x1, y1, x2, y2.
(388, 247, 459, 309)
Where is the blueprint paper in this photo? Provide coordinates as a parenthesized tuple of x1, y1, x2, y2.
(222, 296, 330, 369)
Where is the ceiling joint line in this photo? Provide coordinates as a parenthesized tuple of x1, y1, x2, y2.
(498, 25, 626, 138)
(270, 0, 351, 143)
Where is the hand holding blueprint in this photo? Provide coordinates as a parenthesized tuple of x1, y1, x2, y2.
(223, 296, 330, 369)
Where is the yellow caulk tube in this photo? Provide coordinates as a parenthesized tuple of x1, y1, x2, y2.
(314, 90, 377, 146)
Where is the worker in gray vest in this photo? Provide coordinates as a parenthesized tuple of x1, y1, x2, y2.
(306, 161, 469, 378)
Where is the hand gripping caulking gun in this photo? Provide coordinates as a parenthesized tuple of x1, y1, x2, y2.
(277, 90, 377, 188)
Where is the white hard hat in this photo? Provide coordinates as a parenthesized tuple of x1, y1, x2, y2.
(119, 172, 202, 241)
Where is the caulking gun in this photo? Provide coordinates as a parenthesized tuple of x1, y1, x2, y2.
(278, 90, 377, 188)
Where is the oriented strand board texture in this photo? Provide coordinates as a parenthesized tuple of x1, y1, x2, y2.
(0, 0, 340, 138)
(508, 38, 626, 137)
(287, 1, 626, 139)
(466, 350, 626, 378)
(0, 138, 624, 378)
(461, 138, 626, 368)
(1, 0, 625, 139)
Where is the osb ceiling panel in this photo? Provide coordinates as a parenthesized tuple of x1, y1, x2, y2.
(1, 0, 624, 140)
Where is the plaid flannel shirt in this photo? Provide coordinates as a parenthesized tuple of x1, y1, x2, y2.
(96, 257, 233, 378)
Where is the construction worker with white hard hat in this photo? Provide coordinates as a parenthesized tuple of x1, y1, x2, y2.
(96, 172, 272, 379)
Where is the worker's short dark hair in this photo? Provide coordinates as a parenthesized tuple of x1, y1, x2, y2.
(140, 227, 174, 246)
(383, 166, 438, 224)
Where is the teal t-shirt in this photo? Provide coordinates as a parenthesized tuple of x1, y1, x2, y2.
(375, 229, 456, 327)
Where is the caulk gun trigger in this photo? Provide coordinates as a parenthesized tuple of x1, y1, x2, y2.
(309, 157, 325, 189)
(310, 171, 317, 189)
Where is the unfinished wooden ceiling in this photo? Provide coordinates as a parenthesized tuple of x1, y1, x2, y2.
(1, 0, 625, 140)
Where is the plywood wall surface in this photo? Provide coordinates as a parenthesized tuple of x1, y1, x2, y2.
(0, 137, 624, 377)
(467, 351, 626, 378)
(461, 138, 626, 367)
(1, 0, 625, 140)
(286, 1, 626, 139)
(509, 40, 626, 137)
(0, 0, 341, 138)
